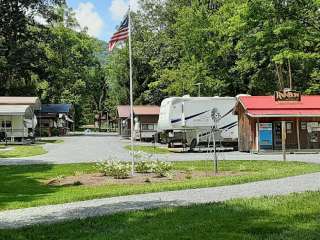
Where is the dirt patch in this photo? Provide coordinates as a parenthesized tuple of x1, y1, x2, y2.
(45, 170, 244, 187)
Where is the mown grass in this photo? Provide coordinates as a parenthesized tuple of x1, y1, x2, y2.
(1, 191, 320, 239)
(0, 145, 47, 158)
(125, 145, 170, 154)
(0, 160, 320, 211)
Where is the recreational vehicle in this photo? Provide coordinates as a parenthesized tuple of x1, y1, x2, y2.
(157, 96, 238, 150)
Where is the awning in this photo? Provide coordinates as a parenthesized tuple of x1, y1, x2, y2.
(0, 105, 32, 116)
(247, 109, 320, 118)
(236, 95, 320, 118)
(0, 97, 41, 110)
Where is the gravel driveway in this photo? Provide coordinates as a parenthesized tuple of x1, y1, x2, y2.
(1, 172, 320, 229)
(0, 134, 320, 165)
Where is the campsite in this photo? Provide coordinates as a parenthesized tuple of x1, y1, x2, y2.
(1, 0, 320, 239)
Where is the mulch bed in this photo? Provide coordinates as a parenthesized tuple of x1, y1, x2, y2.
(45, 170, 243, 187)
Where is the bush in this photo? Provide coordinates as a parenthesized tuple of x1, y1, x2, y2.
(96, 161, 131, 179)
(153, 161, 173, 177)
(135, 161, 152, 173)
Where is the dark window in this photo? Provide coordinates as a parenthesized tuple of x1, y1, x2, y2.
(1, 121, 12, 128)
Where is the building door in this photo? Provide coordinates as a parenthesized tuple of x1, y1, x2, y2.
(273, 122, 282, 150)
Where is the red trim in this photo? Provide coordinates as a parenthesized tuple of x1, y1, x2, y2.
(237, 95, 320, 117)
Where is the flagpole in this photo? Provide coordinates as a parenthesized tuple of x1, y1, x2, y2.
(128, 1, 134, 176)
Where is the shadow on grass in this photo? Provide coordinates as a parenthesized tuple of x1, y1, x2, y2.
(0, 164, 57, 210)
(1, 192, 320, 239)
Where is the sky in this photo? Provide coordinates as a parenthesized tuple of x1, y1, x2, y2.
(66, 0, 140, 41)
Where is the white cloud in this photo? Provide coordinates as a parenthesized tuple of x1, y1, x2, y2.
(74, 2, 104, 38)
(109, 0, 140, 20)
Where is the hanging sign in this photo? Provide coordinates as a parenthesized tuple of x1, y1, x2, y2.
(275, 90, 301, 102)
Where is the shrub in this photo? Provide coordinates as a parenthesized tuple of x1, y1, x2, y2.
(153, 161, 173, 177)
(135, 161, 152, 173)
(73, 181, 82, 186)
(185, 167, 194, 180)
(96, 161, 131, 179)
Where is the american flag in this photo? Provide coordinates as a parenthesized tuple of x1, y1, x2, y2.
(108, 14, 129, 52)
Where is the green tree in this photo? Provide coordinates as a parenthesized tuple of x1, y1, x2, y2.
(0, 0, 64, 96)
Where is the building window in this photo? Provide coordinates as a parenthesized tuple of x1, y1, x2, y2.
(1, 121, 12, 128)
(142, 124, 155, 131)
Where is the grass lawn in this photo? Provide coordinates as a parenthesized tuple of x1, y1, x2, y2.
(0, 145, 47, 158)
(1, 160, 320, 211)
(125, 145, 170, 154)
(1, 191, 320, 239)
(37, 139, 64, 144)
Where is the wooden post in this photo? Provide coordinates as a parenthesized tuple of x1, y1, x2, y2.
(257, 118, 260, 153)
(282, 121, 286, 161)
(296, 118, 301, 150)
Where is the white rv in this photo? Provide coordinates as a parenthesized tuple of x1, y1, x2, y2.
(157, 96, 238, 149)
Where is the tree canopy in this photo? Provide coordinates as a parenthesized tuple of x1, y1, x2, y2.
(1, 0, 319, 127)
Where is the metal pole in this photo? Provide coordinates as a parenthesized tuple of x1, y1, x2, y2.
(213, 123, 218, 174)
(128, 2, 135, 176)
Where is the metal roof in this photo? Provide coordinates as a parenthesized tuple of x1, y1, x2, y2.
(117, 105, 160, 118)
(0, 97, 41, 110)
(40, 104, 73, 113)
(0, 105, 32, 116)
(236, 95, 320, 117)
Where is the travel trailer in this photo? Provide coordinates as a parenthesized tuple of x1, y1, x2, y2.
(157, 96, 238, 150)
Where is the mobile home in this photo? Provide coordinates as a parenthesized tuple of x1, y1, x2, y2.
(0, 105, 36, 142)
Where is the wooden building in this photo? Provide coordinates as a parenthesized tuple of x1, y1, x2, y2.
(38, 104, 74, 136)
(117, 105, 160, 141)
(234, 94, 320, 152)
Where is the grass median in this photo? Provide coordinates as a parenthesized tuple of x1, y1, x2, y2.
(0, 145, 47, 158)
(0, 160, 320, 211)
(1, 191, 320, 239)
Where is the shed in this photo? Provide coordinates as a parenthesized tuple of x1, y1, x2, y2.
(117, 105, 160, 140)
(234, 95, 320, 152)
(38, 104, 74, 136)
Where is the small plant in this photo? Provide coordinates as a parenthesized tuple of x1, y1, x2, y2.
(73, 171, 84, 177)
(55, 175, 65, 182)
(96, 160, 131, 179)
(239, 164, 247, 172)
(73, 181, 82, 186)
(185, 167, 194, 180)
(153, 161, 173, 177)
(135, 161, 152, 173)
(144, 177, 151, 183)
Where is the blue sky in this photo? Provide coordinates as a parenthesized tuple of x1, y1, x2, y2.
(66, 0, 139, 41)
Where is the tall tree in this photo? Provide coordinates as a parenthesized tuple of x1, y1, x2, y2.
(0, 0, 64, 96)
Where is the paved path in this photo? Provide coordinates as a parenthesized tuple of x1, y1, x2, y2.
(1, 172, 320, 229)
(1, 135, 320, 165)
